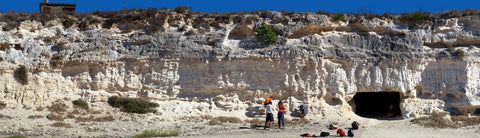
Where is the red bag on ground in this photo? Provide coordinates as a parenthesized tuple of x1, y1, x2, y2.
(337, 129, 345, 136)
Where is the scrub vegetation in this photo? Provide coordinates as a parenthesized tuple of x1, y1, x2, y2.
(107, 96, 159, 114)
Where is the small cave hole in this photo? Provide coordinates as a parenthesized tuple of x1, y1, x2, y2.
(351, 92, 402, 119)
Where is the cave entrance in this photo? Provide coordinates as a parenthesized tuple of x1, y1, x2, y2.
(351, 92, 403, 119)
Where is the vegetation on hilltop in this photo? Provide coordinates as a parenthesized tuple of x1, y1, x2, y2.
(256, 24, 278, 45)
(0, 8, 478, 49)
(0, 7, 478, 32)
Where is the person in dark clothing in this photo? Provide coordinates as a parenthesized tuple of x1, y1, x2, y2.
(298, 105, 308, 118)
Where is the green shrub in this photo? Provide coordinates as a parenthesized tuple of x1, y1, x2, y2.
(72, 99, 89, 110)
(134, 129, 179, 138)
(333, 12, 345, 22)
(255, 24, 278, 45)
(410, 9, 426, 22)
(0, 101, 6, 110)
(14, 65, 28, 85)
(63, 18, 75, 28)
(107, 96, 159, 114)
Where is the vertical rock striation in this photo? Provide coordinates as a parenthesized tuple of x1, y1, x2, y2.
(1, 10, 480, 119)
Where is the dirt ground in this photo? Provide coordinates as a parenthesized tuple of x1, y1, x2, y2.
(187, 119, 480, 138)
(1, 107, 480, 138)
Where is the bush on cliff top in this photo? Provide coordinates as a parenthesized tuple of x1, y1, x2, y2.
(333, 12, 346, 22)
(256, 24, 278, 45)
(108, 96, 159, 114)
(63, 18, 75, 28)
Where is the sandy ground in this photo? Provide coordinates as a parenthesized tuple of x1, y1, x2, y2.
(1, 107, 480, 138)
(187, 118, 480, 138)
(187, 119, 480, 138)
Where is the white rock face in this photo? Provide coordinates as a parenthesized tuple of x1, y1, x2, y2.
(1, 15, 480, 119)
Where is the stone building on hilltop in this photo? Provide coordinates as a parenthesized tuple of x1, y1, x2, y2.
(39, 0, 76, 14)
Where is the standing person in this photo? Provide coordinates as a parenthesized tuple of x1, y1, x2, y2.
(387, 105, 394, 117)
(264, 101, 275, 130)
(277, 101, 286, 129)
(264, 96, 273, 107)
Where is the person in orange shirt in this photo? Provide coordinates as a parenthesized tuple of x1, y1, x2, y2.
(264, 96, 273, 107)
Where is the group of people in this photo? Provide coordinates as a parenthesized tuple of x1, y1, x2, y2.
(264, 96, 286, 129)
(263, 96, 308, 130)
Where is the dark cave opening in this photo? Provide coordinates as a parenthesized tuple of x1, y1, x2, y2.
(351, 92, 403, 119)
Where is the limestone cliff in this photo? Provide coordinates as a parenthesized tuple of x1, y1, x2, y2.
(1, 10, 480, 119)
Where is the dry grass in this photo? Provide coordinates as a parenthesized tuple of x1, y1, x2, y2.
(42, 36, 61, 44)
(289, 24, 383, 39)
(125, 40, 152, 45)
(335, 26, 351, 32)
(289, 24, 326, 39)
(208, 116, 243, 125)
(36, 106, 45, 111)
(270, 19, 289, 25)
(0, 43, 22, 51)
(0, 101, 5, 110)
(121, 21, 146, 31)
(75, 115, 115, 122)
(48, 103, 68, 113)
(349, 23, 370, 35)
(47, 113, 64, 121)
(49, 54, 64, 68)
(28, 115, 44, 119)
(451, 116, 480, 126)
(410, 110, 457, 128)
(0, 113, 13, 119)
(228, 24, 254, 40)
(246, 118, 263, 125)
(134, 129, 179, 138)
(424, 38, 480, 47)
(51, 122, 73, 128)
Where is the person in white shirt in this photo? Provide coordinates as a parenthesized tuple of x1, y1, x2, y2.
(264, 101, 275, 129)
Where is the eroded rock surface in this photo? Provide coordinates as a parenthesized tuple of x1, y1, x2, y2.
(1, 11, 480, 121)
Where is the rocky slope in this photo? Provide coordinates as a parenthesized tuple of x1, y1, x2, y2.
(1, 9, 480, 122)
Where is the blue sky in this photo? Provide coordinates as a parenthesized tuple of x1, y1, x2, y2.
(1, 0, 479, 14)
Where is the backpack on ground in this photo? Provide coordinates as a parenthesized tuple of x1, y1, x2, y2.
(348, 129, 354, 137)
(337, 129, 345, 137)
(300, 133, 311, 137)
(352, 121, 359, 130)
(329, 124, 338, 130)
(320, 132, 330, 137)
